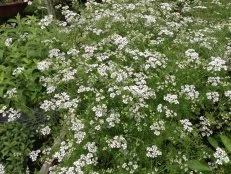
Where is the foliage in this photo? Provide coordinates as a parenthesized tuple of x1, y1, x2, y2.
(0, 0, 231, 173)
(0, 122, 34, 173)
(0, 15, 54, 119)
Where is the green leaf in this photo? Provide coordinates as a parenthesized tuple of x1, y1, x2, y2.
(27, 47, 43, 58)
(0, 50, 4, 62)
(187, 160, 212, 172)
(207, 137, 219, 148)
(0, 86, 4, 96)
(220, 135, 231, 153)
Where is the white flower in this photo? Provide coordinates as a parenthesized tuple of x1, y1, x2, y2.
(106, 112, 120, 127)
(12, 67, 24, 75)
(46, 86, 56, 94)
(206, 92, 219, 103)
(214, 147, 230, 165)
(49, 48, 60, 58)
(5, 38, 13, 47)
(24, 0, 32, 5)
(180, 119, 193, 133)
(0, 163, 5, 174)
(224, 90, 231, 99)
(29, 150, 40, 162)
(164, 94, 179, 104)
(207, 77, 221, 86)
(146, 145, 162, 158)
(157, 104, 163, 113)
(144, 51, 167, 70)
(71, 118, 84, 132)
(185, 49, 200, 63)
(92, 104, 107, 118)
(74, 131, 86, 144)
(37, 60, 53, 71)
(73, 152, 97, 170)
(165, 107, 177, 118)
(40, 93, 79, 112)
(212, 0, 222, 5)
(53, 141, 73, 162)
(107, 135, 127, 150)
(3, 88, 17, 99)
(39, 15, 53, 29)
(84, 45, 97, 54)
(0, 106, 21, 122)
(200, 116, 213, 137)
(40, 126, 51, 136)
(84, 142, 98, 153)
(144, 15, 156, 25)
(180, 85, 199, 100)
(150, 120, 165, 136)
(67, 48, 79, 55)
(42, 147, 51, 156)
(61, 68, 77, 82)
(158, 28, 174, 37)
(160, 3, 171, 11)
(111, 34, 128, 49)
(61, 6, 78, 23)
(207, 57, 227, 72)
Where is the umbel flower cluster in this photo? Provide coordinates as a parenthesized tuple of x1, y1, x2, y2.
(0, 0, 230, 173)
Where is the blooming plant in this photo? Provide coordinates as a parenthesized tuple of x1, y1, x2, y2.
(0, 0, 231, 173)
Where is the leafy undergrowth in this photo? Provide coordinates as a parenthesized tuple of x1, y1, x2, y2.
(0, 0, 231, 173)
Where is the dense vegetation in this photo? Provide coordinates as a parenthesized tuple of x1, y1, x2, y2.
(0, 0, 231, 173)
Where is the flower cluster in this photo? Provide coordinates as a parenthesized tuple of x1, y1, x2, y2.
(185, 49, 200, 63)
(69, 116, 86, 144)
(164, 94, 179, 104)
(106, 112, 121, 128)
(61, 6, 78, 23)
(107, 135, 127, 150)
(12, 67, 24, 76)
(213, 147, 230, 165)
(206, 92, 219, 103)
(29, 150, 41, 162)
(180, 85, 199, 101)
(146, 145, 162, 158)
(199, 116, 213, 137)
(39, 126, 51, 136)
(150, 120, 165, 136)
(0, 106, 21, 122)
(39, 15, 54, 29)
(207, 77, 221, 86)
(207, 57, 227, 72)
(37, 60, 53, 71)
(3, 88, 17, 99)
(53, 141, 73, 162)
(180, 119, 193, 133)
(0, 163, 5, 174)
(40, 92, 79, 112)
(121, 161, 138, 174)
(224, 90, 231, 99)
(4, 38, 12, 47)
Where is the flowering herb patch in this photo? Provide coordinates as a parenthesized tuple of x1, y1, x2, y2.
(0, 0, 231, 173)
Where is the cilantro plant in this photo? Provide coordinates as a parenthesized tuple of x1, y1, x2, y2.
(0, 0, 231, 173)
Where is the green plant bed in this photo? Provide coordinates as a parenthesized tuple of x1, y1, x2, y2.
(0, 0, 231, 173)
